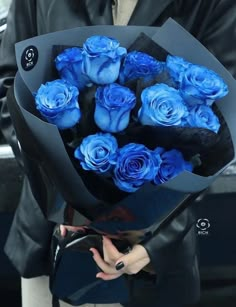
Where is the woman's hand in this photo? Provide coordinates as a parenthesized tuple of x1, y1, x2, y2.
(90, 236, 150, 281)
(59, 224, 87, 236)
(60, 226, 150, 280)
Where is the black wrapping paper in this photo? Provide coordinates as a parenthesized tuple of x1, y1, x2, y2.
(12, 19, 236, 240)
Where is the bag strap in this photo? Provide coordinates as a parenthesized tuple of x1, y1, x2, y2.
(50, 228, 84, 306)
(52, 296, 60, 307)
(49, 228, 66, 307)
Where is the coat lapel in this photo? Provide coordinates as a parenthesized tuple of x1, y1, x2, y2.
(129, 0, 176, 25)
(85, 0, 113, 25)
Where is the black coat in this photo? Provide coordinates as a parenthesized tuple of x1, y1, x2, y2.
(1, 0, 236, 304)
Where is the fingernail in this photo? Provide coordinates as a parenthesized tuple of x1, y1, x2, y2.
(115, 262, 124, 271)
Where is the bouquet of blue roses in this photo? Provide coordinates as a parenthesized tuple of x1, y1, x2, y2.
(34, 35, 227, 196)
(12, 20, 236, 239)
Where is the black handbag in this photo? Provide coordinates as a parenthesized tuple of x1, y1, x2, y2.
(50, 226, 130, 306)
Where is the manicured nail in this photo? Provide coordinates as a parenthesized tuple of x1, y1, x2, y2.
(115, 262, 125, 271)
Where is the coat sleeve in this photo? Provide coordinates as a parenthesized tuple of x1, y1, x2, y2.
(141, 207, 195, 277)
(141, 0, 236, 276)
(0, 0, 37, 77)
(0, 0, 37, 160)
(199, 0, 236, 78)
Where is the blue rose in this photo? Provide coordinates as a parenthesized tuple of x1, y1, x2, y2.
(94, 83, 136, 133)
(119, 51, 164, 84)
(186, 105, 220, 133)
(180, 64, 229, 106)
(82, 35, 127, 85)
(35, 79, 80, 130)
(74, 132, 118, 174)
(113, 143, 162, 192)
(154, 149, 193, 185)
(138, 83, 188, 127)
(166, 55, 191, 84)
(55, 47, 91, 90)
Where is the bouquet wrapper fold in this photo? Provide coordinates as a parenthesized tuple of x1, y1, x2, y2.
(13, 19, 236, 239)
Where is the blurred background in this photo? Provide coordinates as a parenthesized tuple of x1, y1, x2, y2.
(1, 0, 236, 306)
(0, 0, 10, 36)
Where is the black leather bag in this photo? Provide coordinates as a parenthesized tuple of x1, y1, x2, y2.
(50, 226, 130, 306)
